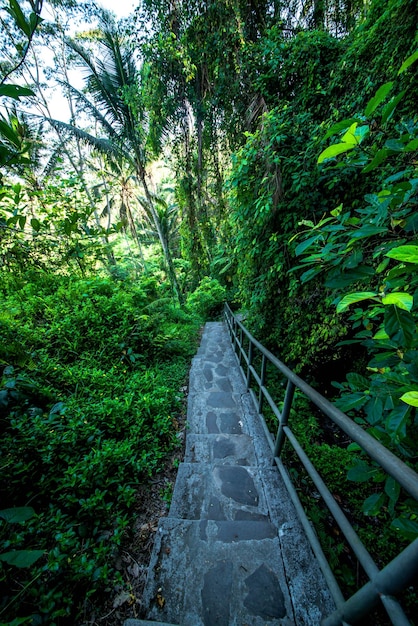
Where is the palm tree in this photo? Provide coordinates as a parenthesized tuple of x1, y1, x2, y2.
(44, 12, 183, 301)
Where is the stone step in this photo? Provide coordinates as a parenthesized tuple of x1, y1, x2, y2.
(142, 477, 335, 625)
(189, 358, 245, 394)
(169, 463, 271, 522)
(185, 433, 257, 466)
(186, 392, 244, 434)
(141, 517, 294, 626)
(194, 326, 236, 362)
(186, 391, 275, 466)
(124, 621, 176, 626)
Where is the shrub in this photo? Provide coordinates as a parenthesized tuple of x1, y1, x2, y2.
(186, 277, 226, 319)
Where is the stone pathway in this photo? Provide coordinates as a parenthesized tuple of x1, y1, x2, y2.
(125, 322, 335, 626)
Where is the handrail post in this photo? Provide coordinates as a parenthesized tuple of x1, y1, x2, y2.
(246, 341, 253, 389)
(258, 354, 266, 414)
(233, 318, 238, 355)
(273, 380, 295, 460)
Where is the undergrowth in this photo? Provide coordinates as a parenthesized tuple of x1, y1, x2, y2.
(0, 272, 201, 624)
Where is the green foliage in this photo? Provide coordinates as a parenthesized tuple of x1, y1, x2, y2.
(0, 272, 200, 623)
(0, 0, 42, 168)
(186, 277, 226, 319)
(0, 507, 44, 570)
(290, 52, 418, 541)
(0, 0, 416, 615)
(225, 28, 346, 361)
(0, 174, 114, 274)
(219, 5, 418, 609)
(279, 395, 413, 601)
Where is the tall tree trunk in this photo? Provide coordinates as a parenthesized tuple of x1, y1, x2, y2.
(138, 168, 184, 304)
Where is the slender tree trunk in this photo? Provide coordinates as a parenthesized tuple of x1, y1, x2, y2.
(138, 168, 184, 304)
(121, 187, 148, 274)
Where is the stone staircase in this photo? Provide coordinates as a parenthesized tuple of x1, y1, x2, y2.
(125, 322, 335, 626)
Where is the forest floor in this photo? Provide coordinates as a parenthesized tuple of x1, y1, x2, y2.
(83, 388, 189, 626)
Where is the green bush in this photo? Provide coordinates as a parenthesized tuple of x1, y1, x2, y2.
(186, 277, 226, 319)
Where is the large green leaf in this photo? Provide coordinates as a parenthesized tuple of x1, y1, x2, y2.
(346, 372, 370, 391)
(362, 492, 386, 516)
(368, 351, 399, 369)
(294, 233, 322, 256)
(405, 138, 418, 152)
(400, 391, 418, 407)
(334, 392, 369, 412)
(384, 476, 401, 513)
(0, 507, 35, 523)
(385, 138, 405, 152)
(347, 225, 387, 241)
(364, 396, 383, 425)
(347, 460, 379, 483)
(0, 85, 35, 99)
(386, 245, 418, 264)
(382, 292, 413, 311)
(384, 305, 415, 347)
(30, 217, 41, 231)
(317, 141, 356, 164)
(341, 122, 359, 143)
(0, 549, 44, 568)
(381, 91, 406, 124)
(398, 50, 418, 75)
(391, 517, 418, 541)
(5, 0, 31, 36)
(324, 118, 360, 140)
(0, 118, 22, 147)
(325, 266, 375, 289)
(299, 266, 323, 283)
(362, 148, 389, 173)
(336, 292, 377, 313)
(364, 81, 393, 117)
(386, 403, 410, 440)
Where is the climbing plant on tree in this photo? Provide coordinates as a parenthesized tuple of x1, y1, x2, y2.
(137, 0, 281, 284)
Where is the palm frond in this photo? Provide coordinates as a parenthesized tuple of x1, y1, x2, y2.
(65, 36, 124, 129)
(56, 79, 117, 137)
(42, 116, 122, 158)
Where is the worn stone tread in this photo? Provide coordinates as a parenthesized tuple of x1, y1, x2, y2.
(169, 463, 270, 521)
(185, 433, 256, 465)
(142, 518, 294, 626)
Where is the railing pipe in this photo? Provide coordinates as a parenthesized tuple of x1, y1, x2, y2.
(284, 426, 380, 578)
(273, 380, 295, 459)
(239, 326, 243, 366)
(224, 303, 418, 625)
(275, 457, 346, 610)
(246, 341, 253, 389)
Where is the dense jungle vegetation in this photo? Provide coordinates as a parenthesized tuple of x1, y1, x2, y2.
(0, 0, 417, 623)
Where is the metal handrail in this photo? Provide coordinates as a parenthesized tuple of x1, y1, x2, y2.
(224, 303, 418, 626)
